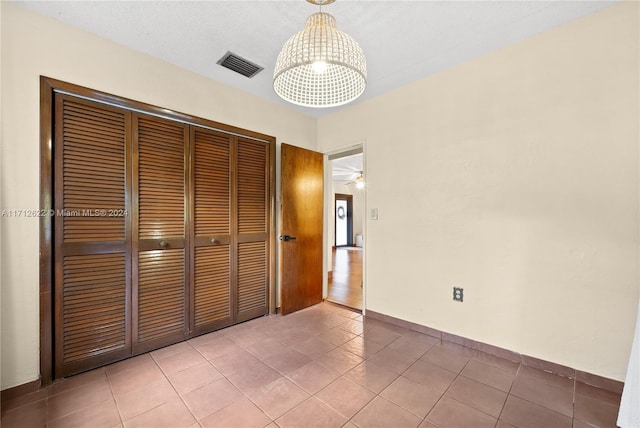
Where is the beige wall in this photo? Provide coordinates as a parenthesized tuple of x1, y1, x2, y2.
(0, 3, 316, 390)
(318, 2, 639, 381)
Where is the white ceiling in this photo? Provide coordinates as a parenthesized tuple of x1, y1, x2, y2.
(332, 153, 363, 184)
(14, 0, 617, 118)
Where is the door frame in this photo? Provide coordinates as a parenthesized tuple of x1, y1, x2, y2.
(39, 77, 277, 385)
(323, 143, 366, 310)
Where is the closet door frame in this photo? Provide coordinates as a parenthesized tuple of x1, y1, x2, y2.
(40, 76, 277, 385)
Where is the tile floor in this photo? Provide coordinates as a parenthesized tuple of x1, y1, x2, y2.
(1, 302, 622, 428)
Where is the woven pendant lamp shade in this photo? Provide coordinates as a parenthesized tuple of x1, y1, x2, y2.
(273, 12, 367, 108)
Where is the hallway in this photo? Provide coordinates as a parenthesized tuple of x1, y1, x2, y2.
(327, 247, 363, 310)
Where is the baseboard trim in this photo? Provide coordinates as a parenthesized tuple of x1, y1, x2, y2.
(365, 309, 624, 394)
(1, 379, 41, 405)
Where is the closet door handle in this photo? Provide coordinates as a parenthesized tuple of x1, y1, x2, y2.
(210, 237, 217, 244)
(279, 235, 296, 242)
(159, 240, 169, 248)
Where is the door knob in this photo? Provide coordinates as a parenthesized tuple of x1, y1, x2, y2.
(279, 235, 296, 241)
(210, 237, 217, 244)
(159, 240, 169, 248)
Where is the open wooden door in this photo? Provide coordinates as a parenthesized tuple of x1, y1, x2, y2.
(280, 143, 324, 315)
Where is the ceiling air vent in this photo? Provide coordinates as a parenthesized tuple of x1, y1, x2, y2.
(217, 51, 263, 78)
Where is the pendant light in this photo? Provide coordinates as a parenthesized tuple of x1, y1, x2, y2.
(273, 0, 367, 108)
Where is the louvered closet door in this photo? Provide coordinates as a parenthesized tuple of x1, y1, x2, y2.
(236, 138, 270, 322)
(191, 127, 233, 334)
(133, 114, 189, 353)
(54, 95, 132, 377)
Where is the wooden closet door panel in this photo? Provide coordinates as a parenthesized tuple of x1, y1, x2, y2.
(59, 99, 128, 243)
(193, 129, 231, 238)
(237, 241, 267, 317)
(237, 139, 267, 236)
(137, 118, 187, 240)
(138, 249, 185, 342)
(134, 115, 189, 352)
(236, 138, 269, 322)
(54, 95, 131, 377)
(191, 128, 233, 333)
(61, 254, 127, 369)
(194, 246, 231, 329)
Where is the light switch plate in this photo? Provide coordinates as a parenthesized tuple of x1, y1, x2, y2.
(370, 208, 378, 220)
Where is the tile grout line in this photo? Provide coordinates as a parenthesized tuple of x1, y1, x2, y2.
(46, 369, 115, 426)
(339, 332, 406, 428)
(151, 344, 201, 426)
(494, 359, 522, 427)
(45, 389, 50, 428)
(104, 369, 125, 428)
(374, 333, 434, 424)
(421, 347, 472, 427)
(423, 342, 526, 427)
(108, 353, 185, 426)
(180, 337, 276, 426)
(186, 323, 359, 426)
(282, 311, 368, 426)
(300, 317, 404, 426)
(349, 330, 435, 427)
(571, 375, 576, 427)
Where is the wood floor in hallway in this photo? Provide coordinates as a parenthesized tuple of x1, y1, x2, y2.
(327, 247, 363, 310)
